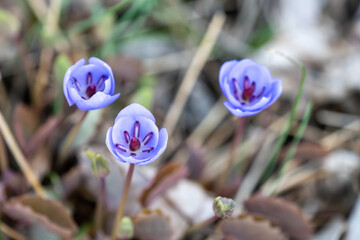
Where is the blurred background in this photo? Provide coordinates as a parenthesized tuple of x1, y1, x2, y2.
(1, 0, 360, 239)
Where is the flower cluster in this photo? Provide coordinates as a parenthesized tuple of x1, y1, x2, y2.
(64, 57, 282, 166)
(219, 59, 282, 117)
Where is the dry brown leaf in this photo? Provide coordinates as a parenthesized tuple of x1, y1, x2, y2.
(3, 194, 78, 238)
(244, 195, 313, 240)
(13, 104, 39, 151)
(133, 209, 173, 240)
(139, 162, 188, 206)
(217, 214, 286, 240)
(25, 116, 62, 156)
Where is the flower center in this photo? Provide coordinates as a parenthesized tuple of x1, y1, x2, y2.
(115, 121, 155, 157)
(129, 137, 141, 151)
(233, 76, 265, 104)
(86, 84, 97, 98)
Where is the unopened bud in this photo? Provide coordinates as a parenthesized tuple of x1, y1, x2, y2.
(85, 150, 110, 178)
(118, 216, 134, 239)
(213, 196, 236, 219)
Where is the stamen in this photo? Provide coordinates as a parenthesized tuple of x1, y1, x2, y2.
(142, 147, 154, 153)
(142, 132, 153, 145)
(124, 131, 130, 144)
(87, 72, 92, 85)
(73, 78, 81, 91)
(232, 78, 240, 100)
(97, 76, 106, 89)
(244, 76, 250, 89)
(133, 121, 140, 138)
(115, 144, 127, 152)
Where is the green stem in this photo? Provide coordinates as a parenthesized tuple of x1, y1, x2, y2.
(111, 163, 135, 240)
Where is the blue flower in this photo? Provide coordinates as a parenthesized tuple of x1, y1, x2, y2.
(106, 103, 168, 166)
(219, 59, 283, 117)
(63, 57, 120, 111)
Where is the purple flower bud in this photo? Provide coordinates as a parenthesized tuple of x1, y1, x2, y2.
(63, 57, 120, 111)
(106, 103, 168, 166)
(219, 59, 283, 117)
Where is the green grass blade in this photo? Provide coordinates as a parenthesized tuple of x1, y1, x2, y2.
(259, 51, 307, 185)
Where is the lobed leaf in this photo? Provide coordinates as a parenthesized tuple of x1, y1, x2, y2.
(217, 214, 286, 240)
(244, 195, 312, 239)
(3, 194, 78, 238)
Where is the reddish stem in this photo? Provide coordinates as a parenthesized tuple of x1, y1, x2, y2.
(110, 163, 136, 240)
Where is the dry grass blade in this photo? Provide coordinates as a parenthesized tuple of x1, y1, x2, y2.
(162, 12, 226, 136)
(244, 195, 313, 240)
(0, 222, 28, 240)
(0, 111, 45, 196)
(3, 194, 78, 238)
(217, 214, 286, 240)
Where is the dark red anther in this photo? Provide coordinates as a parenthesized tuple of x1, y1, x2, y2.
(232, 78, 240, 100)
(133, 121, 140, 138)
(87, 72, 92, 85)
(124, 131, 130, 143)
(241, 77, 256, 102)
(142, 132, 153, 145)
(86, 84, 97, 98)
(142, 147, 154, 153)
(116, 144, 127, 152)
(129, 137, 141, 151)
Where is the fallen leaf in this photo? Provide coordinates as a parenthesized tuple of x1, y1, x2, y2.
(244, 194, 313, 240)
(217, 214, 286, 240)
(133, 209, 173, 240)
(139, 162, 189, 206)
(3, 194, 78, 238)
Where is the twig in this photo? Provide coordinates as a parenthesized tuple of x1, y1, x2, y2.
(0, 222, 28, 240)
(162, 12, 226, 136)
(0, 135, 8, 173)
(111, 163, 135, 240)
(0, 111, 45, 196)
(59, 111, 88, 161)
(218, 117, 247, 186)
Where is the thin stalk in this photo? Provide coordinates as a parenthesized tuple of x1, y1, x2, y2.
(111, 163, 135, 240)
(259, 51, 307, 185)
(0, 111, 45, 196)
(59, 111, 88, 161)
(95, 177, 106, 233)
(218, 117, 247, 186)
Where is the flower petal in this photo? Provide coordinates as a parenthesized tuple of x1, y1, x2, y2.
(63, 58, 85, 106)
(69, 88, 120, 111)
(89, 57, 115, 94)
(136, 128, 168, 166)
(223, 101, 262, 117)
(106, 127, 126, 163)
(219, 60, 238, 94)
(115, 103, 156, 123)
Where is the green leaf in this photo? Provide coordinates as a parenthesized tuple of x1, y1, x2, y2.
(0, 8, 20, 36)
(260, 52, 307, 185)
(130, 75, 155, 109)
